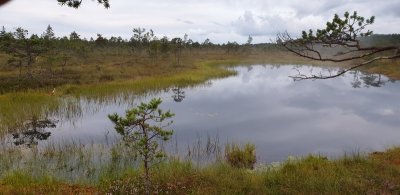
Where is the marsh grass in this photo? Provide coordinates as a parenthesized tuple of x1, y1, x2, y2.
(365, 59, 400, 80)
(225, 143, 257, 169)
(101, 147, 400, 194)
(181, 134, 223, 165)
(0, 141, 138, 185)
(0, 94, 83, 137)
(1, 135, 400, 194)
(60, 59, 236, 99)
(0, 59, 236, 136)
(0, 93, 60, 133)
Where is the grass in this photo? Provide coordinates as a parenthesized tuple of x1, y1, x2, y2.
(1, 141, 399, 194)
(0, 49, 305, 136)
(58, 59, 236, 99)
(0, 49, 286, 91)
(365, 59, 400, 80)
(0, 92, 60, 133)
(0, 58, 236, 136)
(225, 143, 257, 169)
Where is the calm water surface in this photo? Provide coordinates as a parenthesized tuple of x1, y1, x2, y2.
(12, 65, 400, 162)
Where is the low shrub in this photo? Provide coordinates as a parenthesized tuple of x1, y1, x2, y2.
(225, 143, 256, 169)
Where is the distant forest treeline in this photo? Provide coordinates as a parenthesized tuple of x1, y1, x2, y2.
(0, 25, 276, 92)
(359, 34, 400, 47)
(0, 25, 398, 92)
(0, 25, 274, 56)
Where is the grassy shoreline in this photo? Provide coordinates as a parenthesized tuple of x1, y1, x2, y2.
(0, 58, 236, 135)
(0, 51, 314, 135)
(1, 142, 399, 194)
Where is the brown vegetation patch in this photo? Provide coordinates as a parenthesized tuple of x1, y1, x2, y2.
(0, 184, 99, 194)
(371, 148, 400, 167)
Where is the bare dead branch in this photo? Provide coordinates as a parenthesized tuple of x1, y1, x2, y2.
(276, 12, 399, 81)
(289, 54, 400, 80)
(278, 32, 398, 63)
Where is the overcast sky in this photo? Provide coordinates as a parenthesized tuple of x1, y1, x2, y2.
(0, 0, 399, 43)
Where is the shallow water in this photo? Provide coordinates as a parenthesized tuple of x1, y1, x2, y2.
(7, 65, 400, 162)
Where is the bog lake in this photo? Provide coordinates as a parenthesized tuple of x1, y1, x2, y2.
(5, 65, 400, 163)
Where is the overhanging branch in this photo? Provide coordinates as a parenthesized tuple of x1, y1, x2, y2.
(289, 54, 400, 80)
(276, 11, 399, 81)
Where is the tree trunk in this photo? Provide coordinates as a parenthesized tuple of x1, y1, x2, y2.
(142, 125, 151, 195)
(144, 158, 150, 195)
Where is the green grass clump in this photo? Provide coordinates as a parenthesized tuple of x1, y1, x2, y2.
(225, 143, 257, 169)
(0, 92, 61, 135)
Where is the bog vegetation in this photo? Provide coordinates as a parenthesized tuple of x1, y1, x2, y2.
(1, 11, 400, 194)
(1, 25, 398, 93)
(0, 25, 281, 93)
(1, 136, 400, 194)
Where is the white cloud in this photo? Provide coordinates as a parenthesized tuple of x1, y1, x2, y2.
(380, 109, 396, 116)
(232, 11, 270, 36)
(0, 0, 399, 43)
(232, 10, 324, 39)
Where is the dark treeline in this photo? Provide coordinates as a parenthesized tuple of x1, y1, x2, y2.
(359, 34, 400, 47)
(0, 25, 274, 57)
(0, 25, 275, 92)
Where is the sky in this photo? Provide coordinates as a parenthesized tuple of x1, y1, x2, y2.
(0, 0, 399, 44)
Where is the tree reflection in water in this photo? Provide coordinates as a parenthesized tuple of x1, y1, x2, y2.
(171, 87, 185, 102)
(350, 71, 395, 88)
(12, 116, 57, 147)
